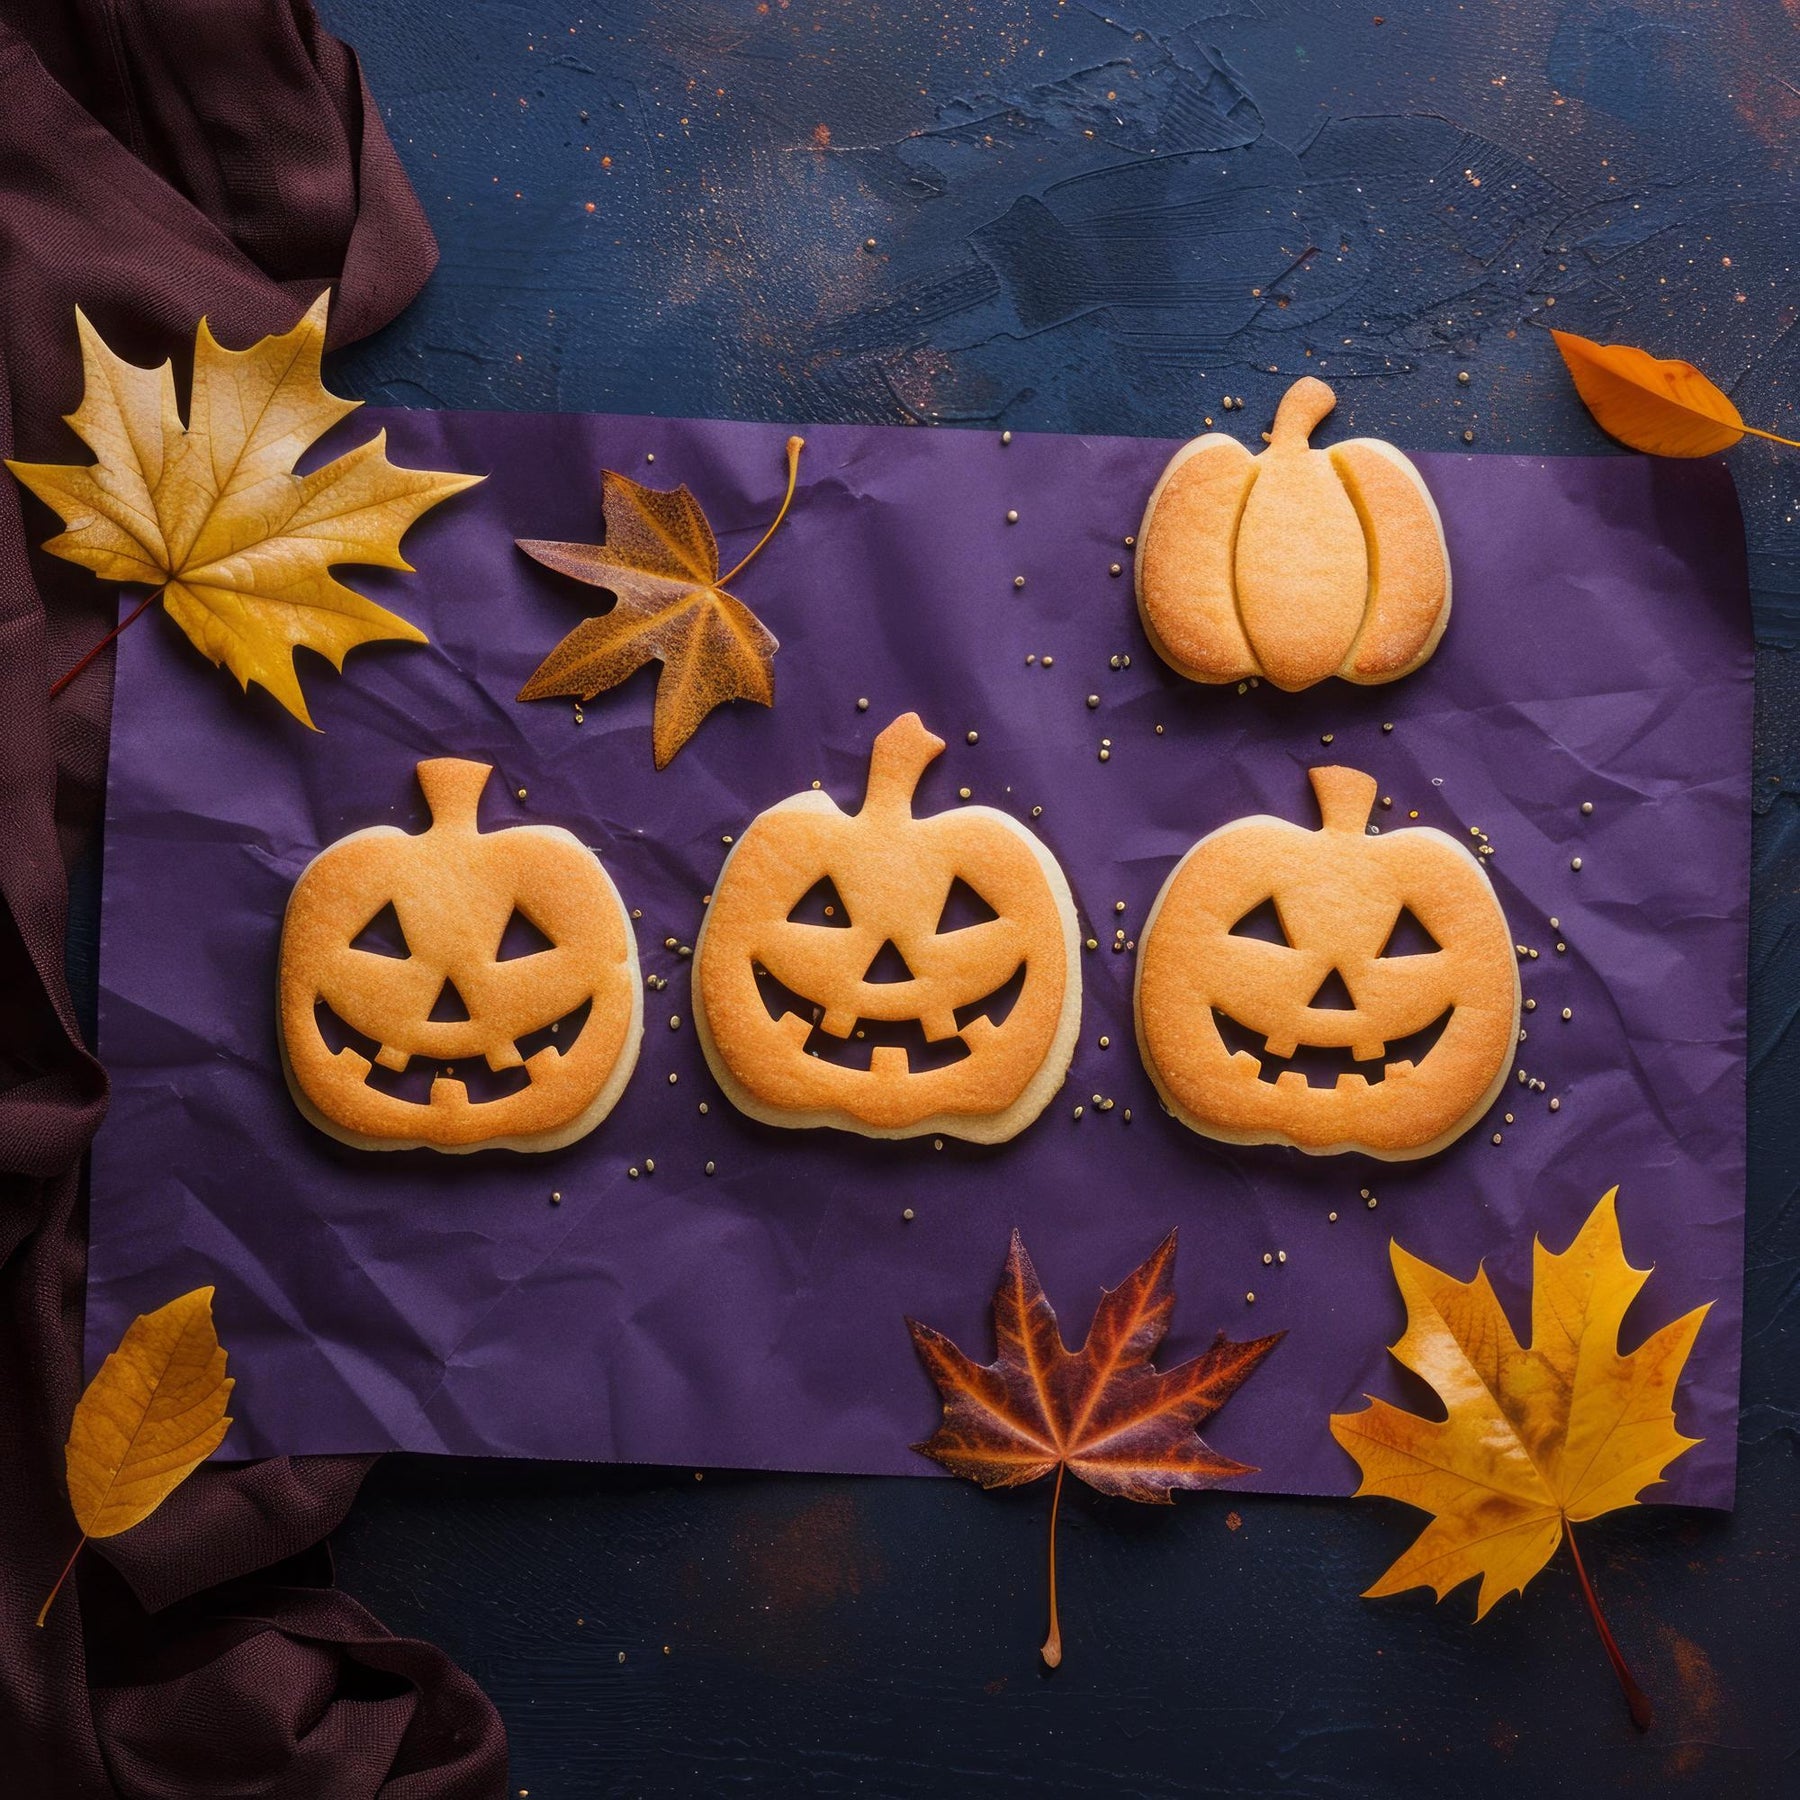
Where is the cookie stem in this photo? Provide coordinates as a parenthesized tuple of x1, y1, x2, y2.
(1308, 765, 1379, 833)
(862, 712, 945, 814)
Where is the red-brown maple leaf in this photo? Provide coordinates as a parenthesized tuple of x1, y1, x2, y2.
(908, 1228, 1282, 1665)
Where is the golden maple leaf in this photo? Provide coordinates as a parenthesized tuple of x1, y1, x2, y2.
(1331, 1188, 1707, 1619)
(517, 436, 803, 768)
(39, 1287, 234, 1626)
(9, 293, 481, 726)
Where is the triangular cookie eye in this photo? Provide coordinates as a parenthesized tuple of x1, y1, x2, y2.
(937, 876, 1000, 932)
(350, 901, 410, 958)
(1228, 897, 1291, 946)
(496, 907, 556, 960)
(1378, 906, 1441, 957)
(787, 876, 851, 927)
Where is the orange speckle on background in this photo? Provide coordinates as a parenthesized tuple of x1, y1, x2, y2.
(812, 122, 831, 147)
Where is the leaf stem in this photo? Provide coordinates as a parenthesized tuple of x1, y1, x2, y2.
(36, 1535, 86, 1627)
(1041, 1461, 1065, 1669)
(1735, 422, 1800, 451)
(49, 589, 160, 701)
(1565, 1520, 1652, 1732)
(718, 437, 805, 586)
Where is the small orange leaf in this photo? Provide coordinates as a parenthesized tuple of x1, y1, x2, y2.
(39, 1287, 234, 1625)
(1551, 329, 1750, 457)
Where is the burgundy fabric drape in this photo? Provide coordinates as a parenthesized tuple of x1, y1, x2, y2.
(0, 4, 505, 1794)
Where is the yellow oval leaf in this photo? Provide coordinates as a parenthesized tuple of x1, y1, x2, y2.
(66, 1285, 234, 1540)
(1551, 329, 1744, 458)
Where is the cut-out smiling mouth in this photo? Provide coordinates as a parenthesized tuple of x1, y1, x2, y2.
(1211, 1007, 1453, 1088)
(312, 996, 592, 1104)
(752, 963, 1026, 1073)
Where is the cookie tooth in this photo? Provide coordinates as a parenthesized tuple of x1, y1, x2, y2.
(818, 1006, 858, 1039)
(777, 1011, 814, 1048)
(1263, 1037, 1299, 1061)
(521, 1046, 562, 1080)
(921, 1008, 962, 1043)
(428, 1071, 470, 1104)
(869, 1044, 910, 1077)
(1275, 1070, 1311, 1094)
(960, 1014, 998, 1050)
(1230, 1049, 1261, 1075)
(374, 1043, 410, 1072)
(1353, 1036, 1385, 1063)
(1335, 1071, 1371, 1095)
(487, 1042, 526, 1071)
(335, 1045, 374, 1079)
(1384, 1059, 1415, 1082)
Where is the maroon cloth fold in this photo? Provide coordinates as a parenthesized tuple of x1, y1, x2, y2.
(0, 5, 505, 1795)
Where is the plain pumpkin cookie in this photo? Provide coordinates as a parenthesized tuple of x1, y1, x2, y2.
(693, 712, 1082, 1142)
(1136, 376, 1451, 691)
(279, 758, 642, 1153)
(1134, 766, 1518, 1160)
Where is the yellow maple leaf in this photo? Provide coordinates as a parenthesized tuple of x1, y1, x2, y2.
(39, 1286, 234, 1626)
(1331, 1190, 1707, 1729)
(8, 293, 481, 726)
(1331, 1189, 1707, 1620)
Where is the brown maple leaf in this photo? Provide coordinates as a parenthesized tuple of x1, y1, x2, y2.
(516, 436, 803, 767)
(909, 1228, 1282, 1666)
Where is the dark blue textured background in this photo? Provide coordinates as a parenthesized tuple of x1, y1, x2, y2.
(307, 3, 1798, 1792)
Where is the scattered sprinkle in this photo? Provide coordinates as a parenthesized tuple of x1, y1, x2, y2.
(1013, 575, 1026, 590)
(1005, 510, 1018, 525)
(1109, 563, 1123, 577)
(1571, 856, 1583, 871)
(856, 696, 869, 711)
(1581, 801, 1594, 816)
(669, 1015, 682, 1030)
(1001, 430, 1013, 445)
(1492, 1132, 1503, 1145)
(1087, 694, 1100, 708)
(705, 1160, 715, 1176)
(1550, 1097, 1561, 1112)
(1561, 1007, 1573, 1021)
(550, 1191, 562, 1205)
(1457, 370, 1470, 384)
(903, 1207, 915, 1221)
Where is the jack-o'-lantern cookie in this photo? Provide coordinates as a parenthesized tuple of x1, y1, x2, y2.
(694, 713, 1081, 1142)
(1136, 376, 1450, 691)
(279, 759, 641, 1153)
(1135, 766, 1517, 1160)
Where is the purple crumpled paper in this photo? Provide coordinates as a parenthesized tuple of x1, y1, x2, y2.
(88, 410, 1749, 1504)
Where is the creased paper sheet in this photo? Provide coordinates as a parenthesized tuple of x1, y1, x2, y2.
(89, 412, 1749, 1503)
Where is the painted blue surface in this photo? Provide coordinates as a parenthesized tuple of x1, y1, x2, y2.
(315, 3, 1800, 1792)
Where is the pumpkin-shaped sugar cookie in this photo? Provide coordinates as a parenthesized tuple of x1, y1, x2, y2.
(694, 713, 1081, 1142)
(1136, 377, 1450, 691)
(1135, 767, 1516, 1161)
(279, 759, 641, 1153)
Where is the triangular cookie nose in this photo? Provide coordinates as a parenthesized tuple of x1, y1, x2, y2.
(1307, 968, 1357, 1011)
(862, 939, 916, 983)
(428, 977, 472, 1022)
